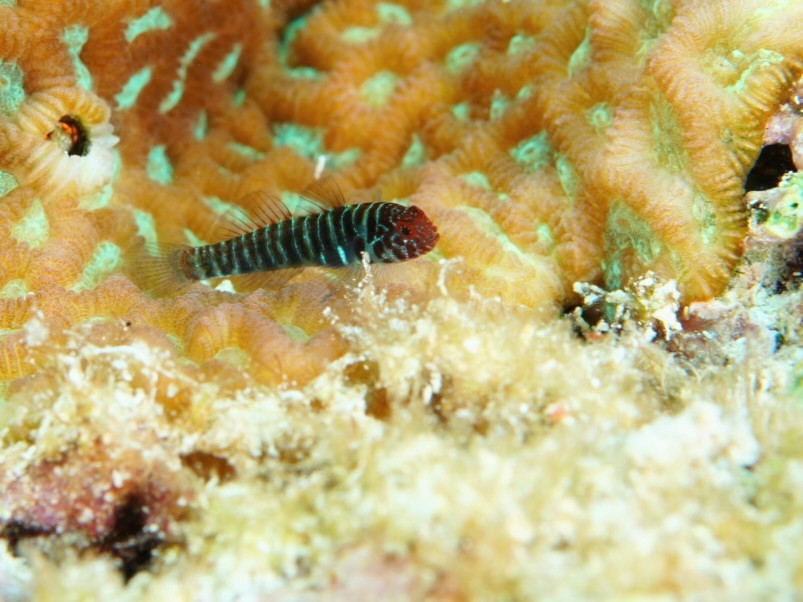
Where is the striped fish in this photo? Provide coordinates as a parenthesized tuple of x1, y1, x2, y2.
(149, 178, 439, 294)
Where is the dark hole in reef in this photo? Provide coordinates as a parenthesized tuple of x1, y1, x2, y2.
(1, 520, 55, 555)
(181, 450, 237, 482)
(46, 114, 91, 157)
(745, 143, 796, 192)
(98, 492, 164, 582)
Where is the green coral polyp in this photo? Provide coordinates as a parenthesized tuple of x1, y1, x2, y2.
(72, 241, 122, 292)
(510, 132, 553, 173)
(160, 33, 216, 113)
(125, 6, 173, 44)
(271, 123, 361, 168)
(11, 199, 49, 249)
(115, 67, 153, 110)
(401, 134, 425, 168)
(567, 26, 592, 77)
(213, 44, 243, 83)
(62, 25, 92, 91)
(0, 279, 28, 299)
(0, 171, 19, 198)
(586, 102, 614, 137)
(446, 43, 481, 76)
(377, 3, 412, 27)
(603, 201, 664, 289)
(650, 94, 687, 173)
(0, 60, 24, 117)
(146, 145, 174, 185)
(360, 71, 401, 107)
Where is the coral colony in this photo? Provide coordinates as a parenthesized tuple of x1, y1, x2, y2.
(0, 0, 802, 599)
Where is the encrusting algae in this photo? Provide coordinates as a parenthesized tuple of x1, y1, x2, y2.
(1, 0, 803, 599)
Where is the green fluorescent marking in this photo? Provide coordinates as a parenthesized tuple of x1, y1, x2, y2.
(12, 198, 49, 249)
(460, 171, 491, 190)
(62, 25, 92, 90)
(160, 32, 216, 113)
(692, 192, 717, 245)
(232, 88, 246, 106)
(727, 49, 784, 94)
(490, 89, 509, 120)
(536, 223, 555, 248)
(508, 34, 536, 56)
(183, 228, 207, 247)
(360, 70, 400, 107)
(228, 141, 265, 161)
(446, 43, 481, 76)
(0, 279, 27, 299)
(133, 208, 158, 248)
(146, 145, 173, 185)
(446, 0, 483, 9)
(0, 170, 19, 197)
(378, 3, 412, 26)
(115, 67, 153, 110)
(651, 94, 687, 173)
(202, 195, 251, 225)
(458, 205, 535, 266)
(510, 132, 553, 172)
(272, 123, 361, 168)
(343, 27, 380, 44)
(0, 60, 24, 117)
(556, 153, 579, 199)
(279, 16, 307, 66)
(568, 26, 592, 77)
(586, 101, 613, 137)
(126, 7, 173, 44)
(194, 111, 208, 140)
(603, 200, 663, 289)
(451, 102, 470, 121)
(213, 44, 242, 83)
(73, 241, 122, 292)
(282, 323, 310, 344)
(401, 134, 425, 168)
(0, 0, 17, 6)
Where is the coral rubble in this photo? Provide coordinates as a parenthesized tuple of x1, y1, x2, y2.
(1, 0, 802, 599)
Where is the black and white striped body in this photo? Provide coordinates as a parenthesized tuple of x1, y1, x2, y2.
(180, 202, 438, 281)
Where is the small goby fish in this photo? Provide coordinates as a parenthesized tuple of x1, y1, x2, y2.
(150, 178, 439, 293)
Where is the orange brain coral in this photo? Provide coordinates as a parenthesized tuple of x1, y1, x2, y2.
(0, 0, 801, 389)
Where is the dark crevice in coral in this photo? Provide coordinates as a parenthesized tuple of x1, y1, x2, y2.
(745, 143, 796, 192)
(97, 492, 164, 582)
(181, 450, 237, 482)
(1, 520, 55, 556)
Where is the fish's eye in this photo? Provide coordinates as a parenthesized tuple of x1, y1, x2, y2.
(400, 225, 411, 236)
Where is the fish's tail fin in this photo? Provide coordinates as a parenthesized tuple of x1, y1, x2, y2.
(133, 242, 196, 298)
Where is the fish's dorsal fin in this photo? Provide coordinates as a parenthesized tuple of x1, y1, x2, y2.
(215, 190, 292, 239)
(299, 175, 348, 210)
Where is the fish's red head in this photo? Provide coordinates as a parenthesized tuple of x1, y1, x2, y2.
(371, 204, 439, 263)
